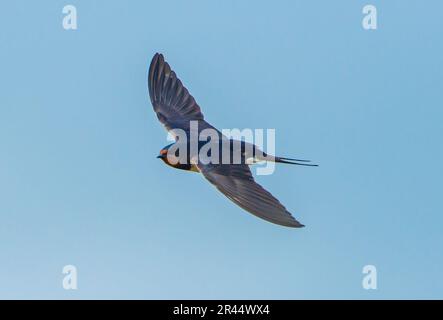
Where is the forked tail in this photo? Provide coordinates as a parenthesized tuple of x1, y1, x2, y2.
(274, 157, 318, 166)
(252, 147, 318, 166)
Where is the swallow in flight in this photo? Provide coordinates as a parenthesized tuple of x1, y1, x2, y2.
(148, 53, 316, 228)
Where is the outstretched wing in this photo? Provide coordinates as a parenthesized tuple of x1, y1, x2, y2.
(197, 163, 304, 228)
(148, 53, 204, 132)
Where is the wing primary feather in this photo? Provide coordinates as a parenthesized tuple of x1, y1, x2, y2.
(198, 163, 304, 228)
(147, 53, 205, 132)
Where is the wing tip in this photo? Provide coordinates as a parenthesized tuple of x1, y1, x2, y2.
(268, 218, 305, 228)
(287, 221, 305, 228)
(149, 53, 164, 72)
(285, 213, 305, 228)
(153, 52, 163, 60)
(156, 52, 164, 63)
(148, 53, 167, 104)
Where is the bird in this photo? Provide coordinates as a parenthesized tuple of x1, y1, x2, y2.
(148, 53, 317, 228)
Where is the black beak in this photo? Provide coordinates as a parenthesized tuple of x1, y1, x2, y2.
(156, 155, 162, 159)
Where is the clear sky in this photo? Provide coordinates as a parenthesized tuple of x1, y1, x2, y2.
(1, 0, 442, 299)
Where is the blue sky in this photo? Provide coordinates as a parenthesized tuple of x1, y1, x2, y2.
(0, 0, 442, 299)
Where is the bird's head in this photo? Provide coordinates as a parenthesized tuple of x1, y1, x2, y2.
(156, 148, 168, 159)
(157, 143, 196, 172)
(156, 143, 178, 167)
